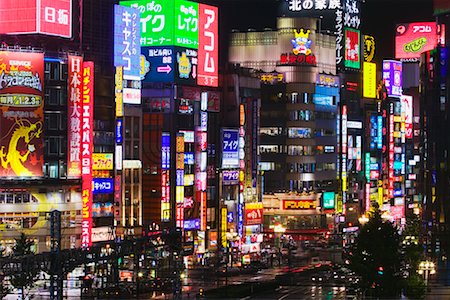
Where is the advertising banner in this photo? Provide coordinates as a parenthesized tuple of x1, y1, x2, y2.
(401, 95, 413, 139)
(244, 203, 263, 225)
(222, 170, 239, 185)
(174, 47, 198, 85)
(364, 35, 375, 62)
(0, 51, 44, 177)
(93, 178, 114, 194)
(141, 47, 174, 82)
(363, 62, 376, 98)
(344, 28, 360, 69)
(395, 22, 437, 59)
(81, 61, 94, 248)
(198, 3, 219, 87)
(93, 153, 114, 170)
(114, 5, 141, 80)
(221, 129, 239, 169)
(174, 0, 199, 48)
(383, 60, 402, 98)
(323, 192, 335, 209)
(115, 66, 124, 117)
(283, 199, 316, 210)
(0, 0, 72, 38)
(68, 55, 83, 178)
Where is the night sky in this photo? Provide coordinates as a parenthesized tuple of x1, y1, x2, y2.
(203, 0, 434, 67)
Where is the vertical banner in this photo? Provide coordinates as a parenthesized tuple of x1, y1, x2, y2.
(198, 4, 219, 87)
(81, 61, 94, 248)
(401, 95, 413, 139)
(383, 60, 403, 98)
(221, 207, 227, 248)
(115, 66, 123, 117)
(176, 133, 185, 229)
(68, 55, 83, 177)
(0, 51, 44, 177)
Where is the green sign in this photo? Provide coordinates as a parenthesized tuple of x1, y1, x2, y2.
(120, 0, 175, 47)
(174, 0, 198, 48)
(323, 192, 335, 209)
(365, 153, 371, 180)
(120, 0, 199, 48)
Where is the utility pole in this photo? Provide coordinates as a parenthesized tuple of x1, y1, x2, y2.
(49, 210, 63, 300)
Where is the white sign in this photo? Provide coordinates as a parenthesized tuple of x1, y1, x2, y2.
(123, 87, 141, 104)
(123, 159, 142, 169)
(91, 226, 114, 242)
(347, 121, 362, 129)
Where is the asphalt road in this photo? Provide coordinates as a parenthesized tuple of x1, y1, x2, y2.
(249, 285, 350, 300)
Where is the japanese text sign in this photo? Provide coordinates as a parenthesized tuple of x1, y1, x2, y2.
(93, 178, 114, 194)
(114, 5, 141, 80)
(401, 95, 413, 139)
(221, 129, 239, 169)
(174, 0, 199, 48)
(0, 51, 44, 177)
(363, 62, 376, 98)
(0, 0, 72, 38)
(197, 3, 218, 87)
(244, 203, 263, 225)
(395, 22, 437, 59)
(93, 153, 114, 170)
(68, 55, 83, 177)
(383, 60, 402, 98)
(344, 28, 360, 69)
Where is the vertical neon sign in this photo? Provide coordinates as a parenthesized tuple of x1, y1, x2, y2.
(81, 61, 94, 248)
(68, 55, 83, 177)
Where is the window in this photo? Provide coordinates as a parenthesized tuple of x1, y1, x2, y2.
(288, 127, 312, 138)
(288, 145, 313, 155)
(260, 145, 280, 153)
(315, 129, 335, 137)
(47, 137, 59, 155)
(288, 163, 316, 173)
(48, 162, 59, 178)
(316, 145, 335, 154)
(316, 163, 336, 171)
(290, 92, 298, 104)
(260, 127, 282, 136)
(289, 110, 314, 121)
(46, 114, 59, 130)
(259, 162, 275, 171)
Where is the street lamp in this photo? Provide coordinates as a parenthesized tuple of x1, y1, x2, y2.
(418, 260, 436, 285)
(358, 214, 369, 226)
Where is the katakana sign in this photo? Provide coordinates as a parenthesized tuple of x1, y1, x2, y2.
(174, 0, 199, 48)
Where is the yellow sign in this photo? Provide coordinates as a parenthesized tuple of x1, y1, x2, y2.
(221, 207, 227, 248)
(363, 62, 377, 98)
(364, 35, 375, 62)
(115, 66, 123, 117)
(92, 153, 114, 170)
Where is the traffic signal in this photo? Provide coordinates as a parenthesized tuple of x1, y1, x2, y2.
(378, 266, 384, 275)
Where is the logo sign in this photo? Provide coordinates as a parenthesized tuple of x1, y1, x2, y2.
(323, 192, 335, 209)
(141, 47, 174, 82)
(0, 51, 44, 177)
(198, 4, 218, 87)
(114, 5, 141, 80)
(364, 35, 375, 62)
(115, 66, 124, 117)
(283, 199, 316, 210)
(161, 132, 170, 170)
(0, 0, 72, 38)
(395, 22, 437, 59)
(123, 87, 141, 104)
(183, 218, 200, 230)
(67, 55, 83, 178)
(174, 0, 199, 48)
(223, 170, 239, 185)
(93, 178, 114, 194)
(279, 29, 317, 66)
(81, 61, 94, 249)
(363, 62, 377, 98)
(383, 60, 402, 98)
(245, 203, 263, 225)
(344, 28, 360, 69)
(260, 72, 285, 84)
(175, 47, 198, 85)
(116, 119, 123, 144)
(93, 153, 114, 170)
(316, 74, 339, 87)
(401, 95, 413, 139)
(221, 129, 239, 169)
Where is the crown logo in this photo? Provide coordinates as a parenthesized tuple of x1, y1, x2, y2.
(294, 29, 310, 39)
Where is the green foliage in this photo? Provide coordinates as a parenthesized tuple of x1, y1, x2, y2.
(0, 247, 11, 299)
(349, 207, 403, 298)
(10, 233, 39, 299)
(404, 273, 426, 299)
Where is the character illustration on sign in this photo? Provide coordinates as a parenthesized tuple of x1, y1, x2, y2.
(177, 52, 192, 79)
(291, 29, 312, 55)
(0, 118, 42, 177)
(364, 36, 375, 62)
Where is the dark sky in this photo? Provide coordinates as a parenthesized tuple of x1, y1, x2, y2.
(203, 0, 434, 66)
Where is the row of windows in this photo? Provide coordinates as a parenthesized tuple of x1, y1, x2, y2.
(289, 110, 313, 121)
(261, 127, 336, 137)
(260, 145, 335, 155)
(288, 162, 336, 173)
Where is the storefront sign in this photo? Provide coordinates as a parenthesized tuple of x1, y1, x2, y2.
(245, 203, 263, 225)
(221, 129, 239, 169)
(223, 170, 239, 185)
(283, 199, 317, 210)
(93, 178, 114, 194)
(92, 153, 114, 170)
(198, 3, 219, 87)
(395, 22, 437, 59)
(363, 62, 377, 98)
(316, 74, 339, 87)
(383, 60, 402, 98)
(344, 28, 360, 69)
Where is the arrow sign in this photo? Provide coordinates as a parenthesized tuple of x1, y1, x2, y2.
(157, 65, 172, 74)
(192, 65, 197, 79)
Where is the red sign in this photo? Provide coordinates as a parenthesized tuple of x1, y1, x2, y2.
(245, 203, 263, 225)
(279, 53, 317, 66)
(388, 115, 394, 199)
(198, 4, 219, 87)
(395, 22, 437, 59)
(81, 61, 94, 248)
(344, 28, 361, 69)
(0, 0, 72, 38)
(283, 199, 316, 210)
(68, 55, 83, 177)
(0, 51, 44, 177)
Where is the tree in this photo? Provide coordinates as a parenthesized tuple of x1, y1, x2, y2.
(0, 247, 11, 299)
(349, 206, 403, 298)
(10, 233, 39, 300)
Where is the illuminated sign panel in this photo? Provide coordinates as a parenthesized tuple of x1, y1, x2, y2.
(116, 119, 123, 144)
(174, 0, 199, 47)
(316, 74, 339, 87)
(141, 47, 174, 82)
(221, 129, 239, 169)
(401, 95, 413, 139)
(115, 66, 124, 117)
(244, 203, 263, 225)
(175, 47, 198, 85)
(114, 5, 141, 80)
(363, 62, 377, 98)
(81, 61, 94, 248)
(93, 178, 114, 194)
(395, 22, 437, 59)
(93, 153, 114, 170)
(223, 170, 239, 185)
(283, 199, 316, 210)
(68, 55, 83, 178)
(364, 35, 375, 62)
(221, 207, 227, 247)
(0, 51, 44, 177)
(383, 60, 402, 98)
(323, 192, 335, 209)
(198, 3, 219, 87)
(279, 29, 317, 66)
(344, 28, 360, 69)
(0, 0, 72, 38)
(161, 133, 170, 170)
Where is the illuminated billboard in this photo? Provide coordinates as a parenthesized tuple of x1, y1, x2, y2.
(93, 153, 114, 170)
(344, 28, 360, 69)
(279, 29, 317, 66)
(364, 35, 375, 62)
(68, 55, 83, 178)
(198, 3, 219, 87)
(383, 60, 402, 98)
(0, 51, 44, 177)
(114, 5, 141, 80)
(395, 22, 437, 59)
(363, 62, 376, 98)
(323, 192, 335, 209)
(174, 0, 199, 47)
(81, 61, 94, 248)
(221, 129, 239, 169)
(0, 0, 72, 38)
(93, 178, 114, 194)
(401, 95, 413, 139)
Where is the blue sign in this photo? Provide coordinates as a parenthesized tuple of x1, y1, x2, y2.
(313, 94, 334, 106)
(223, 170, 239, 185)
(184, 152, 194, 165)
(141, 47, 175, 83)
(222, 129, 239, 169)
(227, 212, 234, 223)
(162, 133, 170, 170)
(183, 219, 200, 230)
(116, 119, 123, 144)
(93, 178, 114, 194)
(114, 5, 141, 80)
